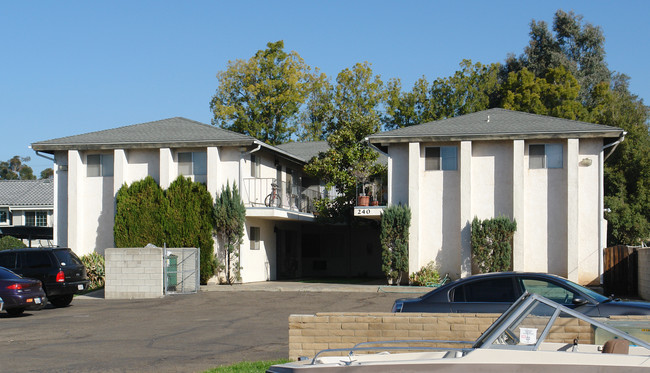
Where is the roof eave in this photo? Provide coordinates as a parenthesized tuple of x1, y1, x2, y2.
(369, 130, 625, 145)
(31, 139, 258, 152)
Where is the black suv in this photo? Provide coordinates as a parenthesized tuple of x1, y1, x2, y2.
(0, 248, 89, 307)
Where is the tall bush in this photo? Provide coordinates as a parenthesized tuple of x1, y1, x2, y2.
(114, 176, 166, 248)
(164, 176, 216, 285)
(471, 216, 517, 273)
(213, 182, 246, 284)
(380, 205, 411, 284)
(0, 236, 26, 250)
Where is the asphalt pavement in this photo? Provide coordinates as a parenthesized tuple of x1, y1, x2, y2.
(2, 282, 429, 373)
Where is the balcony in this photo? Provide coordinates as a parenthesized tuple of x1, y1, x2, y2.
(354, 176, 387, 220)
(242, 178, 322, 221)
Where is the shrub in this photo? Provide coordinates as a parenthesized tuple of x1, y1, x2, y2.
(471, 216, 517, 273)
(409, 261, 441, 286)
(0, 236, 26, 250)
(380, 204, 411, 284)
(213, 182, 246, 284)
(80, 252, 105, 290)
(114, 176, 166, 248)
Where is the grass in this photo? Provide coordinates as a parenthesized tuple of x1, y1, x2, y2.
(204, 359, 291, 373)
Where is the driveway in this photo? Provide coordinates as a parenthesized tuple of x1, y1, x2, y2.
(1, 283, 422, 372)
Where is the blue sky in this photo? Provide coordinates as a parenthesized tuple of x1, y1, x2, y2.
(2, 1, 648, 174)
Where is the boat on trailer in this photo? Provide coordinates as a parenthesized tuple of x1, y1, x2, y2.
(267, 292, 650, 372)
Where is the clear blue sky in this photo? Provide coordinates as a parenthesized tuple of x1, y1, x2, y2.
(2, 1, 648, 175)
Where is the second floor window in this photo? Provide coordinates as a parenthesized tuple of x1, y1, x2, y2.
(529, 144, 563, 169)
(178, 152, 207, 176)
(425, 146, 458, 171)
(250, 154, 261, 178)
(25, 211, 47, 227)
(87, 154, 114, 177)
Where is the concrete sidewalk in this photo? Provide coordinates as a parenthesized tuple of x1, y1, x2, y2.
(200, 280, 432, 294)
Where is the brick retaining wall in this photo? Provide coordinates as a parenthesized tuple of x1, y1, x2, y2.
(105, 247, 164, 299)
(289, 312, 650, 360)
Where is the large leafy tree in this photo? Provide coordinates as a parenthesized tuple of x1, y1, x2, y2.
(304, 62, 386, 220)
(213, 182, 246, 284)
(0, 156, 36, 180)
(210, 40, 323, 145)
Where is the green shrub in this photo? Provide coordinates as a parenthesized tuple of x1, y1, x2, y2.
(213, 182, 246, 285)
(471, 216, 517, 273)
(409, 261, 440, 286)
(380, 204, 411, 284)
(80, 252, 105, 290)
(0, 236, 26, 250)
(114, 176, 166, 248)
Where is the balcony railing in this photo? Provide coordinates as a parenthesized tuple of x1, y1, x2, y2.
(242, 178, 322, 214)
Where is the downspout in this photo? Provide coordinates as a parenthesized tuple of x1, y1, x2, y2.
(599, 131, 626, 284)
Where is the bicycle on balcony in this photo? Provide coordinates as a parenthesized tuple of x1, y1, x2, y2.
(264, 179, 282, 208)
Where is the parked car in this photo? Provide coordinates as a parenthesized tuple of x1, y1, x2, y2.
(0, 248, 89, 307)
(0, 266, 47, 316)
(392, 272, 650, 316)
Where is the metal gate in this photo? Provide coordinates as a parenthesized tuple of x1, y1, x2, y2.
(163, 248, 200, 295)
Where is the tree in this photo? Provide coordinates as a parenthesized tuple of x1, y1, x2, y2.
(0, 156, 36, 180)
(213, 182, 246, 284)
(164, 176, 216, 284)
(114, 176, 166, 248)
(471, 216, 517, 273)
(383, 60, 500, 129)
(380, 205, 411, 284)
(304, 62, 386, 220)
(501, 66, 588, 120)
(210, 40, 322, 145)
(40, 168, 54, 179)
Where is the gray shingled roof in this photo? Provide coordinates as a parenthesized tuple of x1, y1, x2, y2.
(32, 117, 256, 152)
(0, 179, 54, 207)
(369, 108, 624, 144)
(275, 141, 330, 162)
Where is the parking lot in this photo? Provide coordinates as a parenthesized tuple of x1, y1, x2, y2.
(1, 284, 412, 372)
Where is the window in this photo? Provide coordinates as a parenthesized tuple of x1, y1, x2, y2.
(529, 144, 563, 169)
(0, 252, 17, 269)
(0, 209, 7, 224)
(250, 227, 260, 250)
(250, 154, 261, 178)
(521, 278, 577, 305)
(178, 152, 207, 176)
(87, 154, 114, 177)
(453, 277, 517, 302)
(24, 251, 52, 268)
(425, 146, 457, 171)
(25, 211, 47, 227)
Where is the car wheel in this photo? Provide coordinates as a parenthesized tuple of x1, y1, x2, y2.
(50, 294, 74, 307)
(6, 308, 25, 316)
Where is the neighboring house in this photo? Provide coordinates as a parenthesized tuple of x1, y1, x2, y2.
(367, 108, 625, 285)
(0, 179, 54, 247)
(31, 118, 382, 282)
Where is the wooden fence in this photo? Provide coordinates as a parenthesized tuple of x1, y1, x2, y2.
(603, 245, 638, 297)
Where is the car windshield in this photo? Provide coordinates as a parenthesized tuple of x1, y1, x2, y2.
(53, 249, 83, 267)
(0, 267, 22, 280)
(558, 278, 608, 303)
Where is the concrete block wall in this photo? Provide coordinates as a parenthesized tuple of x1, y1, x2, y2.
(639, 248, 650, 300)
(105, 247, 164, 299)
(288, 312, 648, 360)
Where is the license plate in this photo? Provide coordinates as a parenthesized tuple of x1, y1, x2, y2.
(34, 298, 41, 304)
(78, 284, 84, 290)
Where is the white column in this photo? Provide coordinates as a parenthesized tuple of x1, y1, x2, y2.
(67, 150, 83, 254)
(159, 148, 173, 189)
(407, 142, 420, 274)
(459, 141, 472, 277)
(114, 149, 127, 196)
(512, 140, 525, 271)
(207, 146, 221, 199)
(566, 139, 580, 282)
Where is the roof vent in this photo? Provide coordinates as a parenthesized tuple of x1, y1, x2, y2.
(486, 115, 490, 123)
